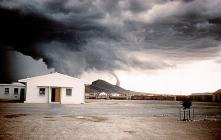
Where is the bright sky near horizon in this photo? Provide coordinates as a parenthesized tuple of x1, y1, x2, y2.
(80, 58, 221, 95)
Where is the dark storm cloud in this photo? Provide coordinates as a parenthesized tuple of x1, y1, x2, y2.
(0, 6, 87, 56)
(0, 0, 220, 82)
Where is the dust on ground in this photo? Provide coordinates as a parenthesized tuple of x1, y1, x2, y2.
(0, 100, 221, 140)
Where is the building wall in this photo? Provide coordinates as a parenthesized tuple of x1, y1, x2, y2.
(213, 94, 221, 102)
(218, 94, 221, 102)
(190, 95, 212, 102)
(61, 84, 85, 104)
(0, 85, 24, 100)
(25, 83, 49, 103)
(21, 73, 85, 104)
(25, 85, 85, 104)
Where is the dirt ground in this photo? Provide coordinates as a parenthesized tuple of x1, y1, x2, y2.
(0, 100, 221, 140)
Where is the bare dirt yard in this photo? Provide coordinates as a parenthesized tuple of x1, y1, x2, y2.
(0, 100, 221, 140)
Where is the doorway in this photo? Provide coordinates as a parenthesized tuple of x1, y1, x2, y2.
(51, 88, 61, 102)
(20, 88, 25, 102)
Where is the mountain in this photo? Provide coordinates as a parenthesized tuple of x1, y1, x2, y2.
(85, 79, 128, 95)
(85, 79, 153, 95)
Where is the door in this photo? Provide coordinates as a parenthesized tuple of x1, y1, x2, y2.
(55, 88, 60, 102)
(20, 88, 25, 102)
(51, 88, 60, 102)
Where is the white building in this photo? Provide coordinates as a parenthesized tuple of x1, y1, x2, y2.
(111, 93, 121, 97)
(19, 72, 85, 104)
(0, 83, 25, 101)
(97, 92, 109, 99)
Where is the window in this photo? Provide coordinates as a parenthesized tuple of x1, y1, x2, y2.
(39, 88, 45, 96)
(14, 88, 19, 95)
(4, 88, 9, 95)
(66, 88, 72, 96)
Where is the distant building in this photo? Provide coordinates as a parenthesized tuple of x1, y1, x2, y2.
(131, 94, 175, 101)
(19, 72, 85, 104)
(85, 92, 96, 99)
(190, 93, 213, 102)
(109, 93, 128, 100)
(97, 92, 109, 99)
(213, 89, 221, 102)
(0, 83, 25, 101)
(111, 93, 121, 97)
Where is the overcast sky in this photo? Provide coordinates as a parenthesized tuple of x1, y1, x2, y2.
(0, 0, 220, 94)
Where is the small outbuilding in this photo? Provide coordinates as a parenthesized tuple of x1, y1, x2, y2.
(213, 89, 221, 102)
(19, 72, 85, 104)
(0, 83, 25, 101)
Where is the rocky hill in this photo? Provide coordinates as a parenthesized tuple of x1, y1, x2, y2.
(85, 79, 128, 95)
(85, 79, 153, 95)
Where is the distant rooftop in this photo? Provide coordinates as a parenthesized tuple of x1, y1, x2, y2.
(0, 82, 25, 86)
(191, 92, 213, 96)
(214, 89, 221, 94)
